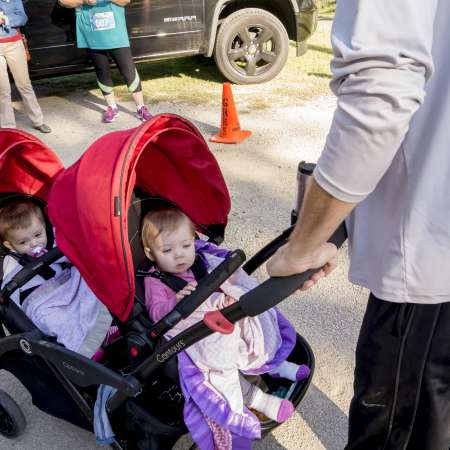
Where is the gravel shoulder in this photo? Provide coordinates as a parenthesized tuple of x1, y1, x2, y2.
(0, 91, 368, 450)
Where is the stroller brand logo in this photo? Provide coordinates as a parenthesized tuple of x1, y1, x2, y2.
(19, 339, 32, 355)
(62, 361, 85, 377)
(156, 339, 186, 363)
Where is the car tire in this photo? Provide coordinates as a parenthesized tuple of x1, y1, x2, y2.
(214, 8, 289, 85)
(0, 390, 26, 438)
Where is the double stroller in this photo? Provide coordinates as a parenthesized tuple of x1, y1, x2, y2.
(0, 117, 345, 449)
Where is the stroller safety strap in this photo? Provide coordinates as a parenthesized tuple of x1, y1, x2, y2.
(0, 247, 64, 304)
(137, 254, 207, 294)
(10, 251, 57, 280)
(147, 249, 246, 340)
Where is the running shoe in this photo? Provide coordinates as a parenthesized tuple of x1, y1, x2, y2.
(136, 105, 152, 122)
(103, 106, 119, 123)
(33, 123, 52, 133)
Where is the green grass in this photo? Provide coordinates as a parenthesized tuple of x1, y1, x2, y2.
(35, 20, 333, 110)
(317, 0, 336, 16)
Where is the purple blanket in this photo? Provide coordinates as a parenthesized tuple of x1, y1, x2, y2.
(179, 310, 296, 450)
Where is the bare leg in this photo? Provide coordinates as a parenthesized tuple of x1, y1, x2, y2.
(132, 90, 144, 108)
(104, 92, 117, 107)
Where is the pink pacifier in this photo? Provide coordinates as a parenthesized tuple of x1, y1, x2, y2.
(28, 246, 47, 258)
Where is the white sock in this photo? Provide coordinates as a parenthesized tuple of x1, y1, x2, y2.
(107, 103, 117, 110)
(269, 361, 301, 381)
(239, 375, 293, 422)
(136, 104, 144, 110)
(244, 384, 281, 421)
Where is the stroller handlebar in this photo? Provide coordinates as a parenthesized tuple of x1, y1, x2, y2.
(175, 249, 247, 317)
(238, 223, 348, 317)
(109, 225, 347, 413)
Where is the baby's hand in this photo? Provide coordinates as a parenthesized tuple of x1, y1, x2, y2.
(223, 295, 236, 307)
(176, 281, 197, 301)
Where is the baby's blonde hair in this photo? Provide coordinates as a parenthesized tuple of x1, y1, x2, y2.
(141, 207, 195, 250)
(0, 201, 44, 241)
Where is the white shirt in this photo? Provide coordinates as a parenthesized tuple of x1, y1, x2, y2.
(314, 0, 449, 303)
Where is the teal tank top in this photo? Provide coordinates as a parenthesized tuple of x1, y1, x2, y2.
(76, 1, 130, 50)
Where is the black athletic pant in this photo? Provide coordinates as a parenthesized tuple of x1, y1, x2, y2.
(346, 294, 450, 450)
(88, 47, 142, 96)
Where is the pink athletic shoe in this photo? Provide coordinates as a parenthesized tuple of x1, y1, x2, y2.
(103, 106, 119, 123)
(295, 364, 311, 381)
(136, 105, 152, 122)
(276, 399, 295, 423)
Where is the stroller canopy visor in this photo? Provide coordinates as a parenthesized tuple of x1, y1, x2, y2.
(0, 129, 63, 201)
(48, 115, 231, 321)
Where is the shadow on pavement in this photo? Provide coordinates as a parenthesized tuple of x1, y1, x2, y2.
(259, 433, 288, 449)
(299, 384, 348, 450)
(71, 91, 137, 118)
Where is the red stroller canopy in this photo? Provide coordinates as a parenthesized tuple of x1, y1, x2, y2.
(48, 114, 231, 322)
(0, 129, 63, 201)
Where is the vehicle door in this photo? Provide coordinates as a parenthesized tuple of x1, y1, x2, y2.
(126, 0, 205, 58)
(24, 0, 89, 71)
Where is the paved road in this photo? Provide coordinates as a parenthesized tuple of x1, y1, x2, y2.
(0, 93, 367, 449)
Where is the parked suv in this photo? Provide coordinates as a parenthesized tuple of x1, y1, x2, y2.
(24, 0, 317, 84)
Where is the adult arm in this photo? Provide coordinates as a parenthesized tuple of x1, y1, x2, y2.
(110, 0, 130, 6)
(58, 0, 84, 9)
(267, 0, 439, 283)
(59, 0, 129, 8)
(59, 0, 130, 7)
(10, 0, 28, 28)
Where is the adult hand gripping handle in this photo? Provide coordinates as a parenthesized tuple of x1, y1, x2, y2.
(238, 223, 347, 318)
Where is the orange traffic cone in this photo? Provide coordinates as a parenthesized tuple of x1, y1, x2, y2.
(210, 83, 251, 144)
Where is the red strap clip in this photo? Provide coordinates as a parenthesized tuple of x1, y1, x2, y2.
(203, 311, 234, 335)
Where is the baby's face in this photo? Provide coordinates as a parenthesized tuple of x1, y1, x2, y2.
(3, 214, 47, 255)
(149, 221, 196, 274)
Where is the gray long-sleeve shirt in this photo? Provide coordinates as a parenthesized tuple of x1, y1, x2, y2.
(314, 0, 449, 303)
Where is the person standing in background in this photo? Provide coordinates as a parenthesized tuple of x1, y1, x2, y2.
(59, 0, 152, 123)
(0, 0, 51, 133)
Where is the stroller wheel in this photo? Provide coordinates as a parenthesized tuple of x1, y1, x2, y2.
(0, 390, 26, 438)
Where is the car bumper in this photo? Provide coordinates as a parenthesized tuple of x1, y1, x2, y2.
(296, 5, 318, 56)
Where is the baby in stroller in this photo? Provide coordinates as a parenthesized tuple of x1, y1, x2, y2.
(0, 199, 112, 357)
(0, 200, 48, 258)
(142, 206, 311, 448)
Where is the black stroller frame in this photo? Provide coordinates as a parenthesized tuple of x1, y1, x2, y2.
(0, 192, 346, 449)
